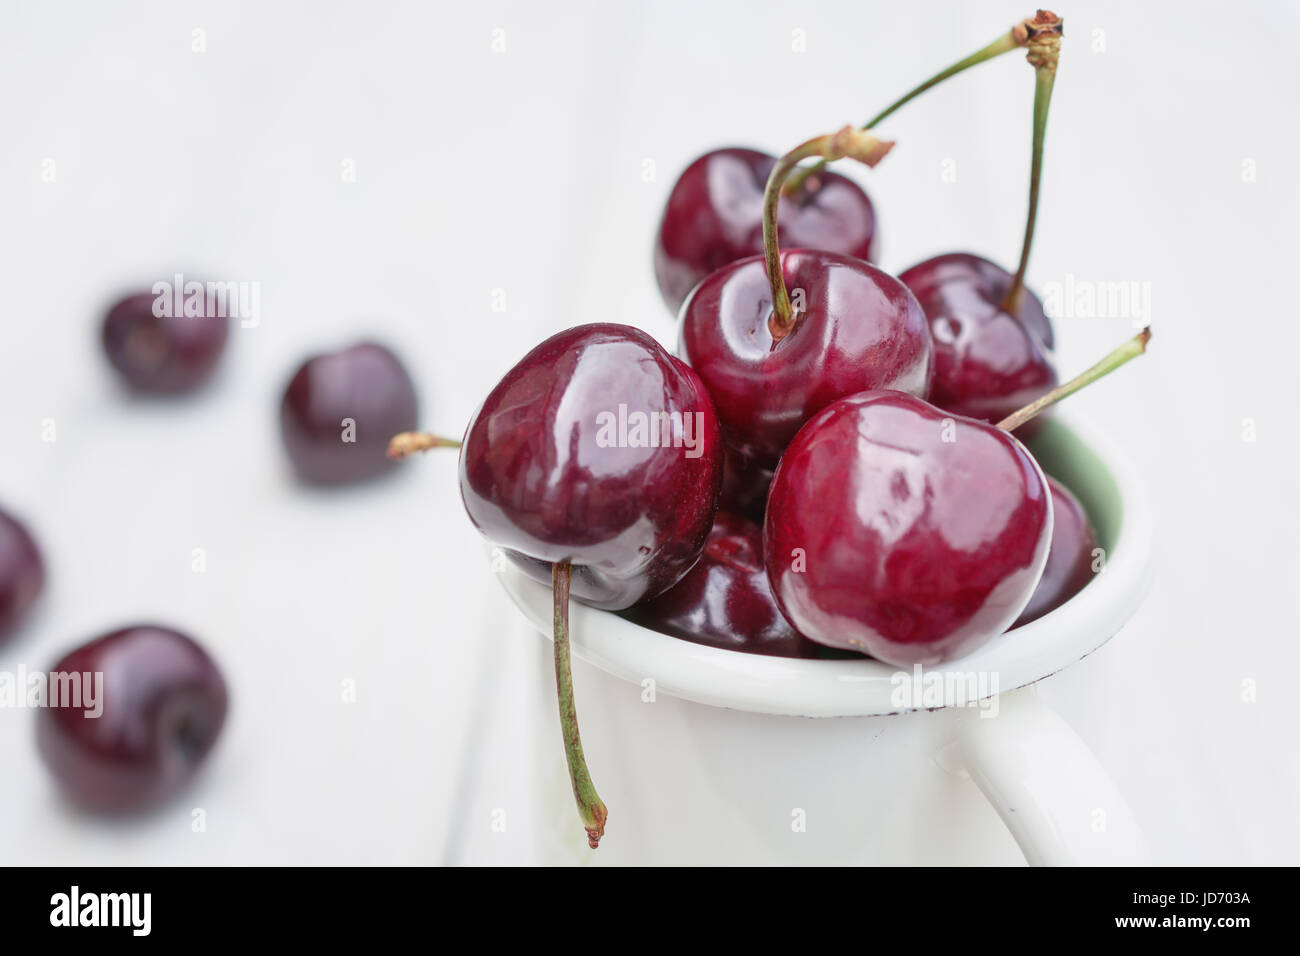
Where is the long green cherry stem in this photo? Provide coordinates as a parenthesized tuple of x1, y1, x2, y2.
(997, 327, 1150, 433)
(783, 17, 1035, 198)
(1002, 10, 1064, 315)
(387, 431, 461, 460)
(552, 560, 608, 849)
(390, 448, 608, 846)
(763, 126, 894, 338)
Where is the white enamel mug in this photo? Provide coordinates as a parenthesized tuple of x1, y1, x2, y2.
(495, 410, 1154, 865)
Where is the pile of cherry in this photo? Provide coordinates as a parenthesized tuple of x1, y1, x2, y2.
(0, 10, 1147, 848)
(384, 10, 1152, 849)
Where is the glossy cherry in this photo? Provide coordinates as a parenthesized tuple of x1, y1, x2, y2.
(654, 147, 877, 314)
(280, 342, 419, 484)
(0, 506, 45, 643)
(765, 391, 1051, 666)
(683, 249, 931, 466)
(37, 625, 229, 813)
(459, 323, 724, 846)
(102, 289, 230, 393)
(764, 325, 1150, 666)
(462, 324, 723, 609)
(899, 252, 1056, 426)
(624, 510, 821, 659)
(676, 127, 930, 470)
(1012, 476, 1099, 628)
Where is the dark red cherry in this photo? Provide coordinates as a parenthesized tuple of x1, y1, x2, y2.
(0, 506, 45, 643)
(280, 342, 419, 484)
(718, 446, 774, 524)
(680, 250, 932, 467)
(898, 253, 1056, 428)
(37, 625, 229, 813)
(102, 290, 230, 393)
(460, 323, 724, 609)
(624, 510, 821, 658)
(1012, 476, 1099, 628)
(654, 147, 878, 313)
(461, 323, 725, 846)
(765, 390, 1051, 666)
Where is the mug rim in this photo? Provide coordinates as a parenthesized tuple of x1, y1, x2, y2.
(494, 409, 1154, 718)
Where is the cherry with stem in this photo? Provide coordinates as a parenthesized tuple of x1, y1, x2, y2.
(762, 126, 894, 338)
(397, 324, 725, 848)
(680, 126, 929, 470)
(783, 15, 1036, 197)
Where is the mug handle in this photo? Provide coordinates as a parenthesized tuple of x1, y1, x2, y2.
(956, 685, 1147, 866)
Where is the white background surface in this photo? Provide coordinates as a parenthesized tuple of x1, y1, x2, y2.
(1, 0, 1297, 865)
